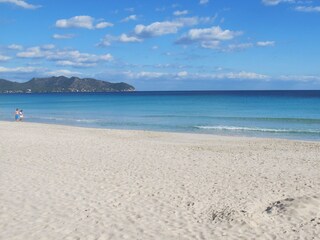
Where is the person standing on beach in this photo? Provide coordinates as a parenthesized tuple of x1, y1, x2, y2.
(19, 109, 24, 121)
(15, 108, 20, 121)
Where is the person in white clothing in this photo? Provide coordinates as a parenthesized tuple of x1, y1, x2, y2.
(19, 109, 24, 121)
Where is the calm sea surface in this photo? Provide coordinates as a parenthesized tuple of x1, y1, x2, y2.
(1, 91, 320, 141)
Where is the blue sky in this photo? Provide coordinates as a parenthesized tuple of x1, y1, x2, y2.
(1, 0, 320, 90)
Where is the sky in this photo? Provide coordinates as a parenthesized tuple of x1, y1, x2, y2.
(1, 0, 320, 90)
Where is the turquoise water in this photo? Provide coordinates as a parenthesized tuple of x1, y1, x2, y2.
(1, 91, 320, 141)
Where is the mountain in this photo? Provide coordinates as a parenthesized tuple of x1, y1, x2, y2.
(0, 79, 17, 91)
(0, 76, 135, 93)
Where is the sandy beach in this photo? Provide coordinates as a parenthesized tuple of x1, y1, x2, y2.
(0, 122, 319, 240)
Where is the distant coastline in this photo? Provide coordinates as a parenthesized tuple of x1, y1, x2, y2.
(0, 76, 135, 93)
(1, 89, 320, 94)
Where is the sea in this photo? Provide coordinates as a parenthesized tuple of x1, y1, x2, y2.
(1, 91, 320, 141)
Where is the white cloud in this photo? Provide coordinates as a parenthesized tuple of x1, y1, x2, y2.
(48, 51, 113, 67)
(295, 6, 320, 12)
(176, 26, 242, 48)
(121, 71, 193, 80)
(17, 46, 113, 67)
(106, 71, 189, 80)
(134, 21, 183, 37)
(0, 54, 11, 61)
(8, 44, 23, 50)
(132, 17, 209, 39)
(213, 71, 269, 80)
(98, 34, 142, 46)
(177, 71, 188, 77)
(56, 16, 94, 29)
(119, 34, 142, 43)
(98, 35, 115, 47)
(16, 45, 55, 58)
(173, 10, 189, 16)
(201, 40, 220, 49)
(42, 44, 55, 50)
(217, 41, 275, 52)
(133, 71, 167, 79)
(98, 69, 320, 84)
(257, 41, 275, 47)
(0, 66, 43, 73)
(262, 0, 295, 6)
(152, 63, 187, 69)
(121, 70, 269, 81)
(95, 21, 113, 29)
(199, 0, 209, 5)
(199, 41, 275, 52)
(108, 17, 214, 44)
(225, 43, 254, 51)
(46, 69, 82, 77)
(55, 61, 96, 68)
(104, 69, 269, 81)
(99, 54, 113, 61)
(121, 15, 137, 22)
(0, 0, 40, 9)
(177, 16, 214, 26)
(279, 75, 320, 81)
(17, 46, 47, 58)
(191, 26, 240, 40)
(52, 34, 75, 39)
(55, 16, 113, 29)
(262, 0, 320, 14)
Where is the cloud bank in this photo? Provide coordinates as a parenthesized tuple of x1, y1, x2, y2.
(55, 16, 113, 29)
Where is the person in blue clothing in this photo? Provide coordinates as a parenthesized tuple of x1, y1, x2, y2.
(15, 108, 20, 121)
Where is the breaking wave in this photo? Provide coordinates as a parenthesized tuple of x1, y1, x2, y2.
(194, 126, 320, 134)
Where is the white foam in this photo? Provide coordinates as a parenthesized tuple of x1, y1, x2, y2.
(194, 126, 320, 134)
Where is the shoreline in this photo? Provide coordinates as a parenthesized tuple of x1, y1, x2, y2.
(1, 120, 319, 143)
(1, 89, 320, 94)
(1, 121, 319, 239)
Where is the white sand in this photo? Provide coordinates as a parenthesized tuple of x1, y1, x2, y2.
(0, 122, 319, 240)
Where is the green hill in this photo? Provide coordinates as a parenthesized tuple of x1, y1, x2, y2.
(0, 76, 135, 93)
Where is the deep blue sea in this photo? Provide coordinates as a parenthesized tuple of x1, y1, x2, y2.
(1, 91, 320, 141)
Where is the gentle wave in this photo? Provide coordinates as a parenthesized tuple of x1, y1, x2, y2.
(30, 116, 103, 123)
(194, 126, 320, 134)
(32, 116, 70, 121)
(75, 119, 102, 123)
(18, 114, 320, 125)
(144, 115, 320, 124)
